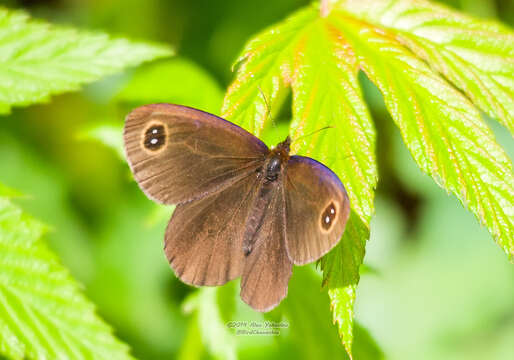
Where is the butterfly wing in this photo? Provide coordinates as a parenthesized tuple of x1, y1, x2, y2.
(124, 103, 268, 204)
(165, 172, 261, 286)
(240, 185, 292, 312)
(284, 156, 350, 265)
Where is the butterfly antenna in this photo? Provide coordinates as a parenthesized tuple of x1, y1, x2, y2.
(291, 125, 334, 145)
(257, 85, 275, 128)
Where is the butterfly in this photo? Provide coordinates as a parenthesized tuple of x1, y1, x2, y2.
(123, 103, 350, 311)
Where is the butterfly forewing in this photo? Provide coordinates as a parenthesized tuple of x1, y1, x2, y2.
(124, 104, 269, 205)
(284, 156, 350, 265)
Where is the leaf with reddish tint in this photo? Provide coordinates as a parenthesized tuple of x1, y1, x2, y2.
(222, 5, 376, 356)
(221, 0, 513, 357)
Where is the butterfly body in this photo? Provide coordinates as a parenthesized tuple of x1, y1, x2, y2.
(241, 137, 291, 255)
(263, 137, 290, 181)
(124, 104, 350, 311)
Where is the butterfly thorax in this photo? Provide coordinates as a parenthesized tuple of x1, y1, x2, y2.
(264, 136, 291, 182)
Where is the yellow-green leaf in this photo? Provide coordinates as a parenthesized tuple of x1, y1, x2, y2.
(219, 0, 513, 356)
(329, 10, 514, 259)
(337, 0, 514, 133)
(222, 4, 377, 356)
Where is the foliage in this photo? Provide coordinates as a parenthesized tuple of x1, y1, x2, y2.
(338, 0, 514, 133)
(0, 6, 171, 360)
(0, 0, 512, 359)
(334, 0, 514, 261)
(0, 7, 172, 114)
(0, 196, 133, 360)
(78, 124, 126, 160)
(222, 0, 513, 356)
(0, 184, 22, 198)
(117, 58, 224, 113)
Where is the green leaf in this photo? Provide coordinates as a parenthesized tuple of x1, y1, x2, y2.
(337, 0, 514, 133)
(177, 314, 205, 360)
(286, 14, 376, 355)
(223, 0, 514, 355)
(328, 10, 514, 259)
(320, 214, 369, 356)
(283, 266, 383, 360)
(287, 15, 376, 223)
(222, 4, 377, 356)
(183, 288, 237, 360)
(77, 123, 124, 160)
(0, 195, 132, 360)
(221, 7, 318, 134)
(0, 7, 173, 114)
(352, 323, 385, 360)
(117, 58, 224, 113)
(0, 183, 22, 198)
(282, 267, 350, 360)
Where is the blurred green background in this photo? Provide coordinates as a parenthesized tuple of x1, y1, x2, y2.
(0, 0, 513, 359)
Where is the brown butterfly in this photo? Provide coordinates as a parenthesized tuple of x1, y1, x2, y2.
(123, 104, 350, 311)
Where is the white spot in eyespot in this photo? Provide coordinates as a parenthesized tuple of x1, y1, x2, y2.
(325, 216, 330, 224)
(152, 128, 158, 134)
(330, 208, 335, 214)
(150, 138, 158, 145)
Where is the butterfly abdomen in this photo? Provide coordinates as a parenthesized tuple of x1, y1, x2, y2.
(242, 165, 282, 256)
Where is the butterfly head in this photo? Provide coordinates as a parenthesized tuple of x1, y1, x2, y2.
(270, 136, 291, 161)
(264, 137, 291, 182)
(275, 136, 291, 153)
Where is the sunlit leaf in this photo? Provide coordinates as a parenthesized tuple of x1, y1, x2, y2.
(328, 10, 514, 259)
(286, 15, 377, 355)
(337, 0, 514, 133)
(0, 194, 133, 360)
(0, 7, 173, 114)
(222, 0, 513, 355)
(320, 214, 369, 356)
(222, 4, 376, 355)
(78, 123, 124, 160)
(287, 14, 376, 224)
(221, 7, 318, 134)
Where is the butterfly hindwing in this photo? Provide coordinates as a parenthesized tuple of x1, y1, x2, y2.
(240, 184, 292, 312)
(284, 156, 350, 265)
(165, 172, 261, 286)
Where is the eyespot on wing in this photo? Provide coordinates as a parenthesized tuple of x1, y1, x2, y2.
(284, 155, 350, 265)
